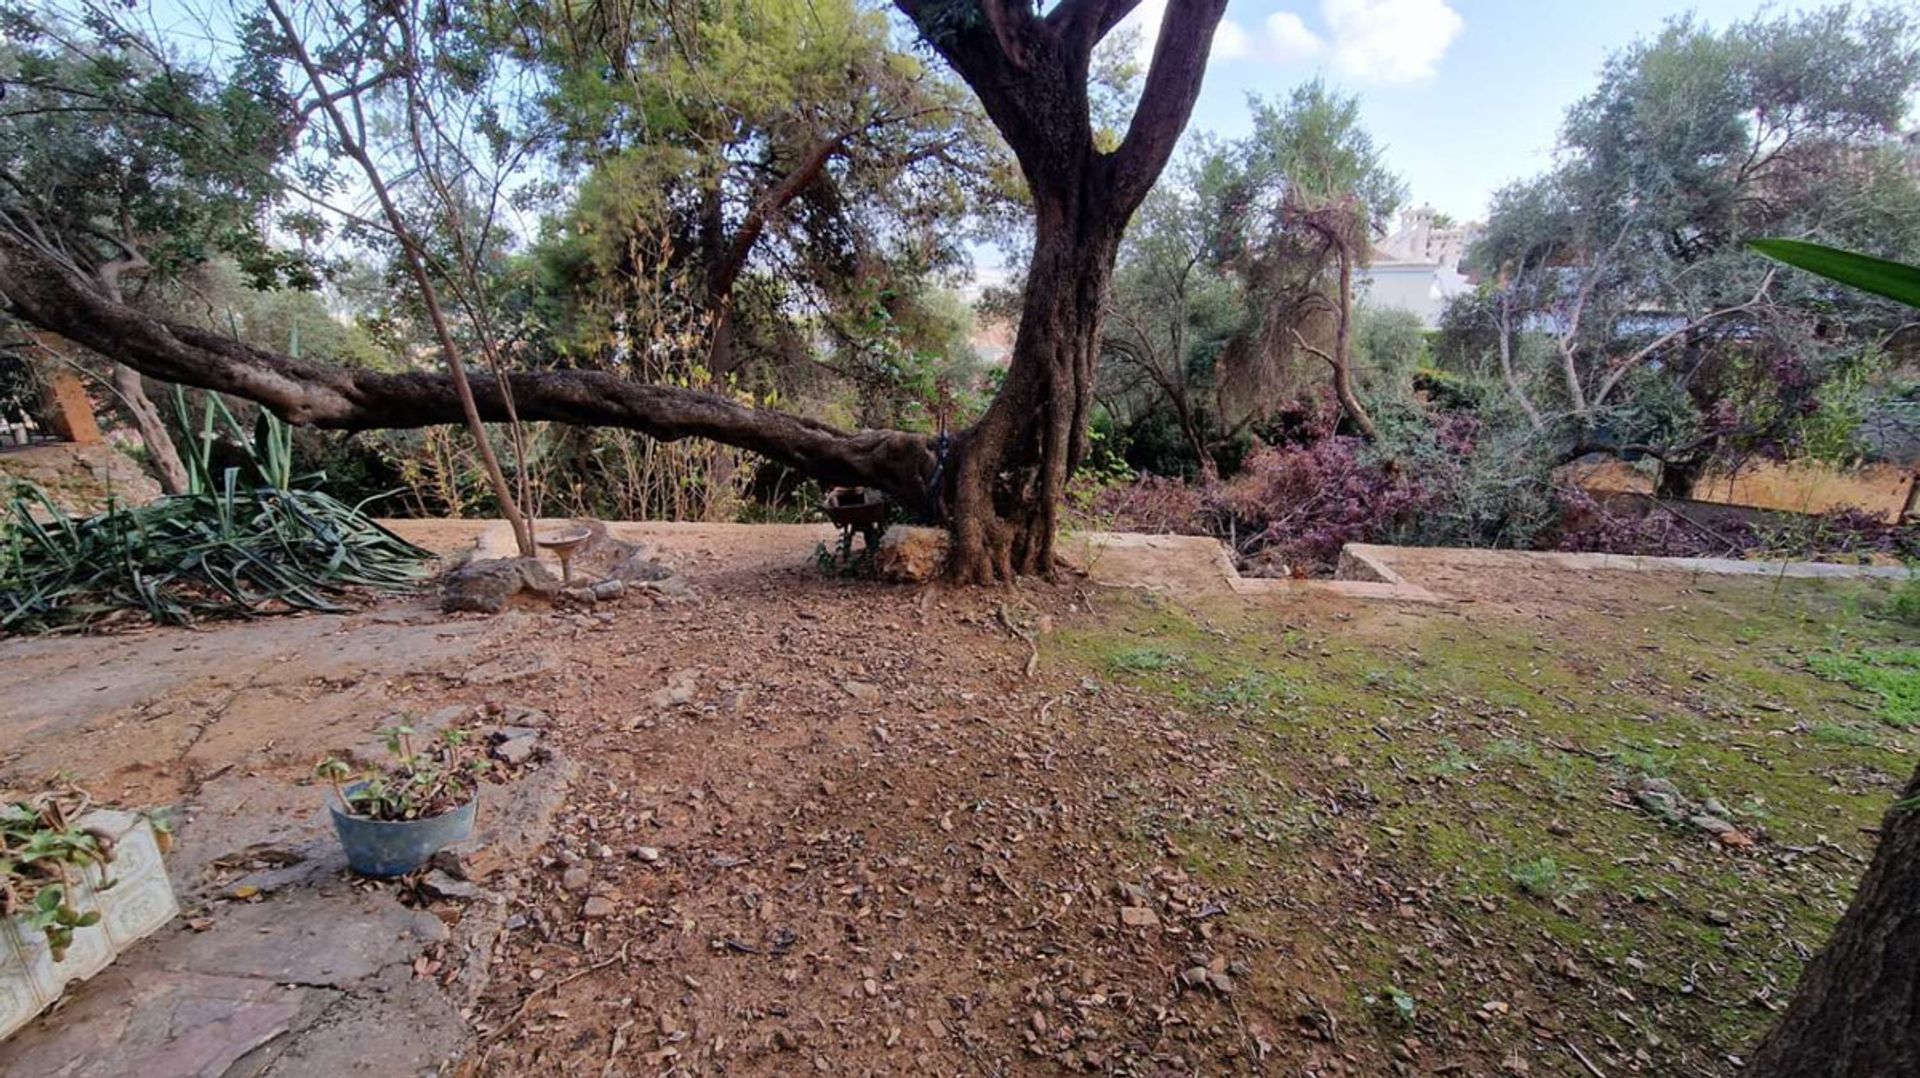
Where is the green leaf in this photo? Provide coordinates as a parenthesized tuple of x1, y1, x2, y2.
(1748, 239, 1920, 309)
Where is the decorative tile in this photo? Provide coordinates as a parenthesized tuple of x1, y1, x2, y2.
(1, 810, 177, 1043)
(0, 920, 52, 1042)
(97, 860, 178, 950)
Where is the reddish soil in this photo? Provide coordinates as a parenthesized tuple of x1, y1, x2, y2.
(448, 550, 1376, 1076)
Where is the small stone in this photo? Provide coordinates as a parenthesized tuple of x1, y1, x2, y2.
(871, 526, 948, 583)
(419, 869, 480, 901)
(645, 575, 698, 601)
(842, 680, 881, 704)
(1689, 814, 1737, 836)
(591, 578, 627, 601)
(494, 734, 539, 766)
(1208, 971, 1235, 994)
(635, 846, 662, 863)
(1706, 909, 1734, 927)
(562, 867, 591, 892)
(613, 553, 676, 584)
(561, 585, 597, 605)
(1119, 906, 1159, 928)
(499, 705, 551, 727)
(582, 896, 616, 919)
(441, 556, 558, 614)
(649, 669, 701, 709)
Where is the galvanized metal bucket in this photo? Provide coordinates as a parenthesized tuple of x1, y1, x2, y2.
(328, 783, 476, 878)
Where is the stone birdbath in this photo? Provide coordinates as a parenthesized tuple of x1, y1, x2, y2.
(535, 526, 594, 587)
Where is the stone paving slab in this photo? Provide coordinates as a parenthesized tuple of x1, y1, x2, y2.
(0, 753, 568, 1078)
(0, 591, 574, 1078)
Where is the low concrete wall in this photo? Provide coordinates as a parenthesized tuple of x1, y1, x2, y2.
(1346, 543, 1914, 583)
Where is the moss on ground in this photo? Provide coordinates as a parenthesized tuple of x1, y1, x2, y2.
(1046, 576, 1917, 1076)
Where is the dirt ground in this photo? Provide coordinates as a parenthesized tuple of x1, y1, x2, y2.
(4, 525, 1915, 1077)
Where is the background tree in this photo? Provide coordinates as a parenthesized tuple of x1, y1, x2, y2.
(1097, 143, 1242, 480)
(0, 4, 308, 491)
(1212, 81, 1405, 441)
(1455, 5, 1920, 495)
(511, 0, 1002, 395)
(0, 0, 1231, 582)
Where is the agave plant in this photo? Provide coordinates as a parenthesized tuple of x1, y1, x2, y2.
(0, 392, 430, 632)
(1748, 239, 1920, 310)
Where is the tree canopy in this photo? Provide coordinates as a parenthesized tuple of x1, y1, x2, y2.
(1450, 5, 1920, 492)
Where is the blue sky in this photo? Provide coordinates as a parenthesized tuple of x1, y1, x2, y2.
(1119, 0, 1849, 223)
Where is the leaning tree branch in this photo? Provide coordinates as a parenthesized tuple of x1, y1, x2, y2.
(0, 228, 938, 513)
(1107, 0, 1229, 213)
(1590, 269, 1778, 410)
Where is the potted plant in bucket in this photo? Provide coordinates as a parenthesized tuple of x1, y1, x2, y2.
(317, 725, 484, 878)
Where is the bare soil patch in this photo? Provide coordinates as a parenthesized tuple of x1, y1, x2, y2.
(5, 524, 1912, 1076)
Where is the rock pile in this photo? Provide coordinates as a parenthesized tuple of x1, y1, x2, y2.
(440, 521, 694, 614)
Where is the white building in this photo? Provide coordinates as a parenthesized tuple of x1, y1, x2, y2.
(1358, 206, 1481, 328)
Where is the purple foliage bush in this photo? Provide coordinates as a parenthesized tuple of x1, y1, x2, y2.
(1089, 428, 1458, 575)
(1087, 426, 1918, 574)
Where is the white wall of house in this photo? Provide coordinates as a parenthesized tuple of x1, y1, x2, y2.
(1357, 206, 1480, 328)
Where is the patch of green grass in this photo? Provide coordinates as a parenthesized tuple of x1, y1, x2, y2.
(1810, 722, 1880, 747)
(1046, 581, 1920, 1073)
(1612, 741, 1679, 778)
(1424, 739, 1477, 778)
(1808, 648, 1920, 726)
(1507, 855, 1586, 900)
(1107, 646, 1185, 674)
(1199, 671, 1298, 710)
(1884, 576, 1920, 628)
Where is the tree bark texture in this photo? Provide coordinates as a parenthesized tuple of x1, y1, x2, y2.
(1745, 765, 1920, 1076)
(110, 365, 189, 495)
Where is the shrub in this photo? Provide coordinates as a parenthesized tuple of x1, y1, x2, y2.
(1888, 576, 1920, 628)
(1, 397, 429, 632)
(1084, 474, 1209, 536)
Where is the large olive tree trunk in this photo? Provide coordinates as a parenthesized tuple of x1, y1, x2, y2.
(902, 0, 1227, 581)
(947, 185, 1123, 580)
(1745, 766, 1920, 1075)
(0, 0, 1228, 582)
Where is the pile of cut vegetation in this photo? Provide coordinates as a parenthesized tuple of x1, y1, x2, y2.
(0, 399, 429, 633)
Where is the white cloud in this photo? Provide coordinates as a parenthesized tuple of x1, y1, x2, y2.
(1105, 0, 1463, 83)
(1212, 19, 1255, 61)
(1115, 1, 1256, 66)
(1265, 12, 1327, 63)
(1320, 0, 1463, 83)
